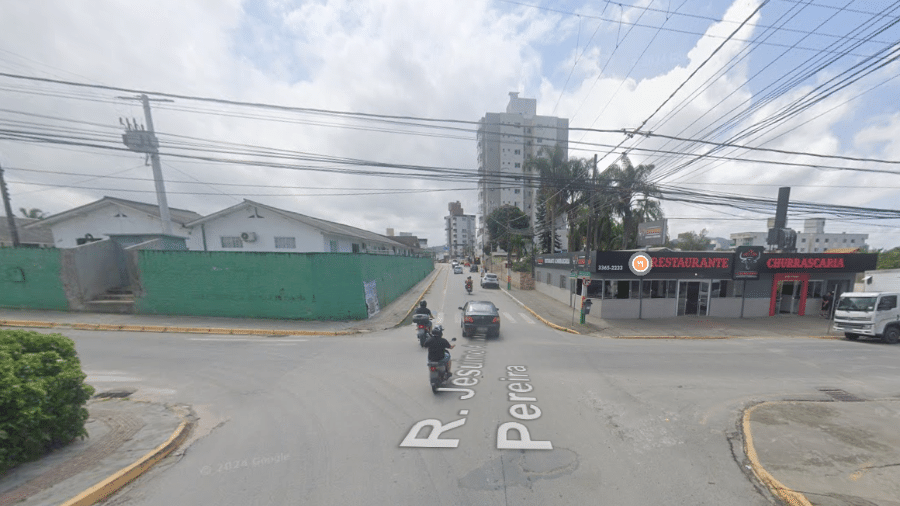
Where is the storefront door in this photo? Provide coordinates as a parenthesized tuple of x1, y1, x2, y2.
(769, 273, 809, 316)
(677, 281, 709, 316)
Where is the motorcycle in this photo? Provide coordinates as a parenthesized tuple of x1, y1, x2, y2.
(412, 314, 433, 347)
(428, 337, 457, 393)
(465, 280, 473, 295)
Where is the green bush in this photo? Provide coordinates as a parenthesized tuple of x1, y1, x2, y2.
(0, 330, 94, 474)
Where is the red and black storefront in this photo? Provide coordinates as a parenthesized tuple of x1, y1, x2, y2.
(534, 248, 877, 319)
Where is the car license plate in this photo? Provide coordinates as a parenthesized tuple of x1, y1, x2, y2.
(477, 327, 487, 333)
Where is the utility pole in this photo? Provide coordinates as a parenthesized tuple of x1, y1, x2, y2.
(0, 164, 21, 247)
(119, 94, 175, 235)
(506, 212, 512, 290)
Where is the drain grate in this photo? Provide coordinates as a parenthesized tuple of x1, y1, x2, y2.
(818, 388, 865, 402)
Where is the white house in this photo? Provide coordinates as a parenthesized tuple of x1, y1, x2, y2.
(23, 196, 201, 248)
(184, 199, 416, 255)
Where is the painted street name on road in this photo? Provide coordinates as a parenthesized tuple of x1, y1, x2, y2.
(399, 338, 486, 448)
(497, 365, 552, 450)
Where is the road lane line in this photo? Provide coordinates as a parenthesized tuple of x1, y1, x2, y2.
(188, 338, 308, 342)
(503, 312, 516, 323)
(518, 313, 534, 324)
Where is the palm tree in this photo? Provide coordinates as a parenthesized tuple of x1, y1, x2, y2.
(525, 144, 589, 252)
(19, 208, 45, 219)
(604, 154, 663, 249)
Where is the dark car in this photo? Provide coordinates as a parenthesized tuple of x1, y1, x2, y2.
(459, 301, 500, 338)
(470, 265, 479, 273)
(481, 273, 499, 289)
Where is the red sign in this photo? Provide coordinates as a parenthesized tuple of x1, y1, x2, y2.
(766, 257, 845, 269)
(652, 257, 730, 269)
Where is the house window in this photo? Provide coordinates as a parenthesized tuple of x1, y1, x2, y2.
(514, 189, 520, 194)
(851, 239, 855, 243)
(815, 238, 819, 242)
(329, 240, 339, 252)
(221, 237, 243, 248)
(514, 163, 521, 168)
(710, 280, 730, 298)
(825, 238, 829, 243)
(801, 238, 806, 243)
(514, 149, 520, 155)
(559, 275, 567, 289)
(275, 237, 296, 249)
(642, 280, 677, 298)
(807, 281, 824, 298)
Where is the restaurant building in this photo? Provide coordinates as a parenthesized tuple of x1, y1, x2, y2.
(534, 248, 878, 318)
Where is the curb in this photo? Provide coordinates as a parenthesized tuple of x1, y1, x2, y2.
(394, 266, 442, 328)
(499, 288, 580, 335)
(0, 319, 354, 337)
(60, 407, 194, 506)
(742, 402, 813, 506)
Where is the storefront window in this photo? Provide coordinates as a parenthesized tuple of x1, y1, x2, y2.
(807, 280, 823, 298)
(733, 281, 744, 298)
(642, 280, 677, 298)
(711, 280, 730, 298)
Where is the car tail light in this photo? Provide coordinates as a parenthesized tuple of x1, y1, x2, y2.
(465, 317, 474, 323)
(492, 317, 500, 323)
(430, 366, 436, 372)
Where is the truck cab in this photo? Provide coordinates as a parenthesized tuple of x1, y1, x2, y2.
(832, 292, 900, 343)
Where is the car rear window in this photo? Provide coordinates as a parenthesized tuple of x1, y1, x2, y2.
(485, 274, 497, 279)
(469, 304, 495, 313)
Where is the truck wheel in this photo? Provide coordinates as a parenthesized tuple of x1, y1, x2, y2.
(882, 326, 899, 344)
(844, 333, 859, 341)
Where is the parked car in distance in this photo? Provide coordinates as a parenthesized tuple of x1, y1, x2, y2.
(453, 265, 463, 274)
(481, 273, 499, 288)
(459, 301, 500, 338)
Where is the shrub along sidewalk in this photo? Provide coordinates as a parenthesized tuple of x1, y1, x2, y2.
(0, 330, 94, 475)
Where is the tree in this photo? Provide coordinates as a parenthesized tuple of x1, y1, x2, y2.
(19, 208, 45, 219)
(671, 229, 711, 251)
(485, 205, 529, 255)
(525, 144, 588, 253)
(877, 247, 900, 270)
(604, 154, 663, 249)
(534, 199, 561, 254)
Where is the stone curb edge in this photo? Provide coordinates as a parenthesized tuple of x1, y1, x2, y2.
(499, 288, 580, 335)
(0, 320, 354, 337)
(741, 402, 813, 506)
(393, 266, 442, 328)
(59, 407, 194, 506)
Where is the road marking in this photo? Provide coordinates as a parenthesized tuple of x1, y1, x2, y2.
(86, 374, 142, 382)
(518, 313, 535, 324)
(503, 312, 516, 323)
(188, 338, 308, 342)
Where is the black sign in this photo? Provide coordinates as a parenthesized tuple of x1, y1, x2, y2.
(535, 253, 574, 270)
(760, 253, 877, 273)
(594, 251, 733, 276)
(733, 246, 764, 279)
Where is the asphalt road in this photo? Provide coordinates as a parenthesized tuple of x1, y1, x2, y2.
(61, 268, 900, 506)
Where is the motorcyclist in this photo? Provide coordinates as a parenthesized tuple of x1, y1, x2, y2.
(424, 325, 454, 376)
(413, 300, 434, 331)
(465, 276, 473, 292)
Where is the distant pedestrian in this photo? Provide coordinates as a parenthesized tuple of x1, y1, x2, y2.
(821, 290, 834, 317)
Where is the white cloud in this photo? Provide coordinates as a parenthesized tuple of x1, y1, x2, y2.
(1, 0, 898, 249)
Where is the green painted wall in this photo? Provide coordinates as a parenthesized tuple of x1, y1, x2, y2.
(0, 248, 69, 310)
(134, 251, 433, 320)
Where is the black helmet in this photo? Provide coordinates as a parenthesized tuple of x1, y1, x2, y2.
(419, 300, 427, 308)
(431, 325, 444, 338)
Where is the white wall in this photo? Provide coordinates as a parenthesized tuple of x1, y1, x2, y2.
(50, 204, 192, 248)
(194, 208, 323, 252)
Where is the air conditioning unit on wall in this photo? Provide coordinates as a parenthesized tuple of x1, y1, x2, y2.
(240, 232, 257, 242)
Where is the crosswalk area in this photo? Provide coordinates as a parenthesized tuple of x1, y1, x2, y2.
(447, 311, 538, 325)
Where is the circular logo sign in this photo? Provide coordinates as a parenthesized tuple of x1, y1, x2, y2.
(629, 252, 652, 276)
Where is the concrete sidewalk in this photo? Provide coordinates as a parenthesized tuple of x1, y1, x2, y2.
(500, 284, 839, 339)
(0, 398, 189, 506)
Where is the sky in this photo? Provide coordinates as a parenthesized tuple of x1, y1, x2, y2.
(1, 0, 899, 250)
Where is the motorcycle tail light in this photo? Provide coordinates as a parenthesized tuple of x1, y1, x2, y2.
(492, 317, 499, 323)
(418, 324, 425, 329)
(430, 367, 436, 372)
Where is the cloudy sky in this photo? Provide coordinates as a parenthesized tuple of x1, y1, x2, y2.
(1, 0, 899, 249)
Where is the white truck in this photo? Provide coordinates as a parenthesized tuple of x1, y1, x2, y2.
(832, 292, 900, 344)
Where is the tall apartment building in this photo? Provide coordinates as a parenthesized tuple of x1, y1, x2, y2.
(445, 201, 475, 258)
(730, 218, 868, 252)
(477, 92, 568, 248)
